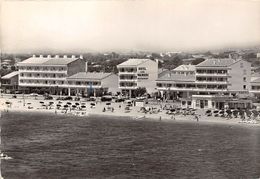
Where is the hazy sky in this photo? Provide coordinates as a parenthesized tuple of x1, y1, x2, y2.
(1, 0, 260, 53)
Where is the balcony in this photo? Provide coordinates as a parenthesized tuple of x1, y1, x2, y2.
(19, 69, 67, 74)
(19, 82, 68, 88)
(19, 76, 66, 81)
(67, 84, 102, 89)
(195, 81, 229, 85)
(195, 73, 230, 77)
(119, 86, 138, 89)
(156, 86, 228, 92)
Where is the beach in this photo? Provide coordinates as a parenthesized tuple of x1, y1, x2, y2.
(1, 94, 259, 127)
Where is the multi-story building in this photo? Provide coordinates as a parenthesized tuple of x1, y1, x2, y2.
(171, 65, 195, 75)
(66, 72, 118, 96)
(0, 71, 19, 93)
(156, 58, 251, 109)
(117, 59, 158, 97)
(17, 55, 86, 94)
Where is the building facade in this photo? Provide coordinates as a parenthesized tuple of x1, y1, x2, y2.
(0, 71, 19, 93)
(117, 59, 158, 97)
(67, 72, 118, 96)
(17, 55, 86, 94)
(156, 58, 251, 109)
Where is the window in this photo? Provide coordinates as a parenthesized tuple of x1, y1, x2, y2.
(243, 85, 246, 90)
(196, 100, 200, 107)
(204, 100, 208, 107)
(243, 77, 246, 82)
(20, 73, 24, 77)
(243, 69, 247, 75)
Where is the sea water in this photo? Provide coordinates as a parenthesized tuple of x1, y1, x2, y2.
(1, 112, 260, 179)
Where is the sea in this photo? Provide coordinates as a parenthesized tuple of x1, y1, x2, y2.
(1, 112, 260, 179)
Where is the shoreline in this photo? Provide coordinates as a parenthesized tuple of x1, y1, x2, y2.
(2, 106, 260, 129)
(1, 97, 260, 128)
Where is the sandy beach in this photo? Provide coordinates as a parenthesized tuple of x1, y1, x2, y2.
(1, 94, 260, 127)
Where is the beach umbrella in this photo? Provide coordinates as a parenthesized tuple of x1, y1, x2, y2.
(72, 105, 76, 108)
(39, 101, 44, 104)
(81, 105, 86, 108)
(49, 102, 54, 105)
(27, 102, 31, 105)
(5, 101, 11, 105)
(170, 109, 175, 112)
(90, 103, 95, 106)
(75, 102, 80, 106)
(106, 102, 111, 106)
(58, 101, 62, 104)
(67, 102, 72, 105)
(63, 104, 69, 108)
(56, 104, 61, 107)
(213, 110, 219, 113)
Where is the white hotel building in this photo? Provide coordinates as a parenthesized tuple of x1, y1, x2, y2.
(17, 55, 119, 96)
(17, 55, 86, 95)
(156, 58, 252, 109)
(117, 59, 158, 97)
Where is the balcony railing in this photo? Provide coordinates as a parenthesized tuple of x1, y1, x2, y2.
(19, 69, 67, 73)
(156, 86, 228, 92)
(19, 82, 67, 87)
(195, 73, 229, 77)
(19, 76, 66, 81)
(195, 81, 229, 84)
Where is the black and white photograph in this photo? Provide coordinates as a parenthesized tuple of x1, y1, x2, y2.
(0, 0, 260, 178)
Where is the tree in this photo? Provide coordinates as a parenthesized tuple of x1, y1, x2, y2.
(192, 58, 205, 65)
(134, 87, 147, 97)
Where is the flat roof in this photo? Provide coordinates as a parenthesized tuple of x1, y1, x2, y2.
(18, 57, 79, 66)
(117, 59, 152, 67)
(196, 58, 241, 67)
(67, 72, 112, 80)
(157, 71, 195, 82)
(1, 71, 19, 79)
(172, 65, 195, 71)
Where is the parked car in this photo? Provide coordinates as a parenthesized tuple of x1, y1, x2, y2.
(56, 97, 64, 100)
(86, 97, 96, 102)
(44, 95, 53, 100)
(63, 96, 73, 100)
(74, 97, 80, 101)
(101, 96, 112, 102)
(30, 93, 39, 97)
(115, 98, 125, 102)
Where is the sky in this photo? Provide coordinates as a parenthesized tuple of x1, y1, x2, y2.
(1, 0, 260, 53)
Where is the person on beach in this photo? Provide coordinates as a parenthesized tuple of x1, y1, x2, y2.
(103, 107, 106, 112)
(111, 107, 114, 112)
(159, 116, 162, 121)
(195, 114, 199, 122)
